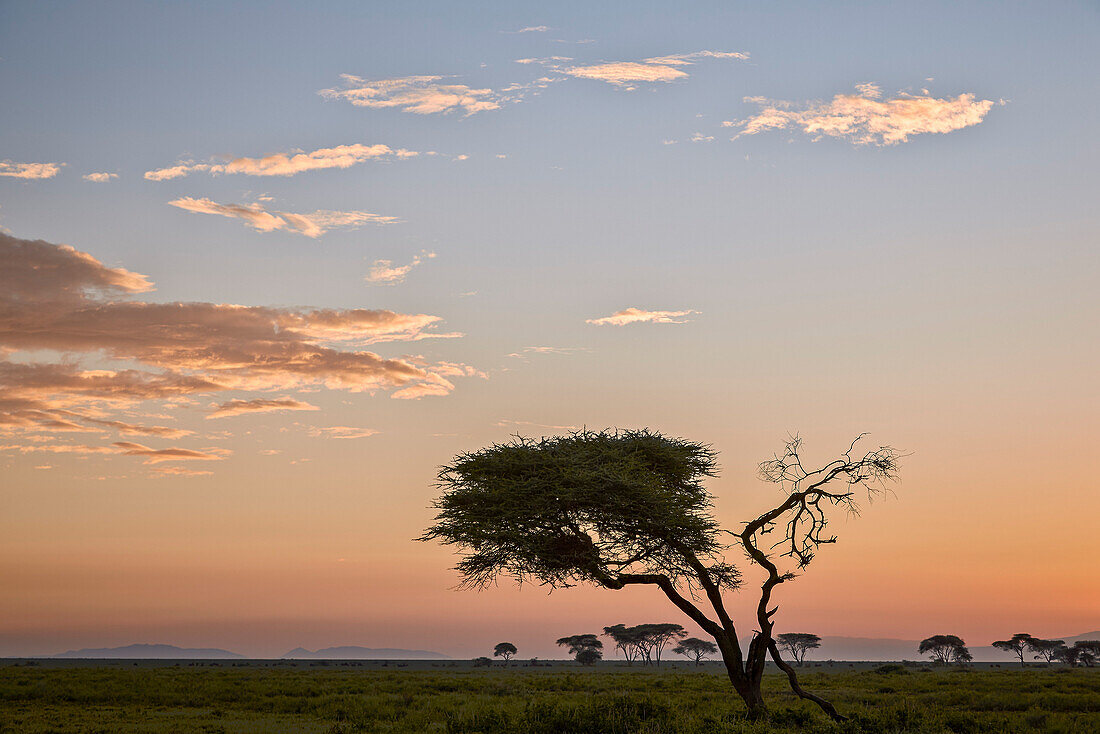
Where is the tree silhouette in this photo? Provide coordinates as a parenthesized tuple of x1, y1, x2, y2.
(991, 633, 1034, 665)
(1027, 638, 1066, 664)
(603, 624, 645, 665)
(776, 633, 821, 666)
(555, 634, 602, 663)
(493, 642, 517, 661)
(422, 429, 901, 721)
(1053, 644, 1080, 667)
(1074, 641, 1100, 667)
(674, 637, 718, 665)
(635, 623, 687, 666)
(918, 635, 971, 665)
(576, 648, 602, 666)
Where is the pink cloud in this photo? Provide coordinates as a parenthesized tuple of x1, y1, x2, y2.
(167, 197, 397, 237)
(586, 307, 700, 326)
(145, 143, 415, 181)
(727, 84, 1000, 145)
(320, 75, 503, 116)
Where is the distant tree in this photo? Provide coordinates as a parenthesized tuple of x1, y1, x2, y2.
(777, 633, 822, 666)
(674, 637, 718, 665)
(1074, 641, 1100, 667)
(423, 430, 901, 722)
(991, 633, 1034, 665)
(603, 624, 644, 665)
(576, 648, 602, 666)
(635, 623, 687, 666)
(1053, 645, 1080, 667)
(1027, 638, 1066, 664)
(493, 642, 517, 661)
(556, 634, 602, 663)
(472, 656, 492, 667)
(918, 635, 971, 665)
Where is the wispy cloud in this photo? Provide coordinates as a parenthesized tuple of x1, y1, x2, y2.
(167, 197, 397, 237)
(320, 74, 503, 116)
(306, 425, 378, 439)
(145, 143, 416, 181)
(112, 441, 230, 464)
(586, 307, 699, 326)
(507, 346, 588, 359)
(563, 50, 748, 87)
(207, 398, 319, 419)
(726, 84, 1001, 145)
(0, 160, 63, 179)
(82, 172, 118, 183)
(365, 251, 436, 284)
(504, 25, 550, 34)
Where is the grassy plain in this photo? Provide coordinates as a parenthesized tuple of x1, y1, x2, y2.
(1, 660, 1097, 733)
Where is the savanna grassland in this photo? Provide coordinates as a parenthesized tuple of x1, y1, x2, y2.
(1, 661, 1098, 734)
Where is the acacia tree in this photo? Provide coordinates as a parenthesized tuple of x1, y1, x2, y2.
(556, 634, 602, 663)
(603, 624, 644, 665)
(493, 642, 517, 661)
(675, 637, 718, 665)
(1027, 638, 1066, 664)
(918, 635, 972, 665)
(992, 633, 1034, 665)
(1075, 641, 1100, 667)
(637, 623, 687, 666)
(422, 429, 901, 722)
(776, 633, 821, 666)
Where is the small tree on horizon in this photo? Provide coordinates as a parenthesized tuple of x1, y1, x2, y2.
(493, 642, 517, 661)
(992, 633, 1034, 665)
(1027, 638, 1066, 664)
(776, 633, 822, 666)
(555, 634, 602, 663)
(422, 429, 901, 722)
(674, 637, 718, 665)
(1073, 641, 1099, 667)
(918, 635, 971, 665)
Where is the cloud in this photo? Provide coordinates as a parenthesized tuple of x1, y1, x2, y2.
(495, 419, 578, 433)
(0, 440, 229, 465)
(149, 466, 213, 477)
(112, 441, 230, 464)
(0, 233, 480, 470)
(586, 307, 699, 326)
(726, 84, 1000, 145)
(207, 398, 319, 419)
(0, 160, 63, 179)
(145, 143, 415, 181)
(320, 74, 503, 116)
(365, 251, 436, 284)
(82, 172, 118, 183)
(507, 346, 588, 359)
(306, 425, 378, 439)
(505, 25, 550, 33)
(564, 50, 748, 87)
(167, 197, 397, 237)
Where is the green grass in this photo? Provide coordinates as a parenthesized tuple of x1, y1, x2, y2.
(1, 662, 1097, 733)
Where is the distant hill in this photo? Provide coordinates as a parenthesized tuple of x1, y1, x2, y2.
(282, 646, 449, 660)
(52, 643, 244, 659)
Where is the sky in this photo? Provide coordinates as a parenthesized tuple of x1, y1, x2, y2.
(1, 1, 1098, 659)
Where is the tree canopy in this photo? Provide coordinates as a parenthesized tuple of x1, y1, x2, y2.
(777, 633, 822, 666)
(422, 429, 736, 592)
(674, 637, 718, 665)
(493, 642, 517, 660)
(991, 633, 1034, 665)
(919, 635, 972, 665)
